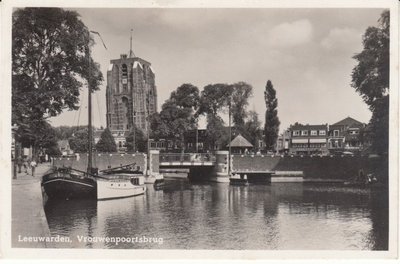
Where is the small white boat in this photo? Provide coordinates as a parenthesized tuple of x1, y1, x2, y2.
(97, 174, 146, 200)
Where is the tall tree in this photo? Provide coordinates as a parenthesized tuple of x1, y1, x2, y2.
(198, 82, 252, 149)
(243, 111, 262, 148)
(149, 113, 169, 140)
(12, 8, 103, 154)
(153, 84, 200, 152)
(126, 126, 146, 152)
(68, 128, 94, 153)
(231, 82, 253, 132)
(351, 10, 389, 154)
(264, 80, 280, 151)
(95, 128, 117, 152)
(198, 84, 232, 149)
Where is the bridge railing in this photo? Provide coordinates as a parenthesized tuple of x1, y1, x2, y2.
(160, 153, 216, 163)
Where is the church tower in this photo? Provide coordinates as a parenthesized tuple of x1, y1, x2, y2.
(105, 53, 158, 142)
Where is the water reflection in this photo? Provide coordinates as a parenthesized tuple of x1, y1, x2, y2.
(44, 180, 388, 250)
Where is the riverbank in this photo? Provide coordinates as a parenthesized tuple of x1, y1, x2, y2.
(12, 163, 54, 248)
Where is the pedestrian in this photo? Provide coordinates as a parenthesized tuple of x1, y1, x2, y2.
(23, 156, 29, 174)
(17, 156, 23, 173)
(30, 159, 37, 177)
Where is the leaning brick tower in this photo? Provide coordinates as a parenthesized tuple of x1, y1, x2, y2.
(106, 53, 158, 137)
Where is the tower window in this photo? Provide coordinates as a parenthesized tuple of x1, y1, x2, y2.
(122, 64, 128, 78)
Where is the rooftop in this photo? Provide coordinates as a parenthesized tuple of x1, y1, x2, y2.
(227, 134, 253, 148)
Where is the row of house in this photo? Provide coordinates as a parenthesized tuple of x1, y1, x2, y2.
(273, 117, 367, 155)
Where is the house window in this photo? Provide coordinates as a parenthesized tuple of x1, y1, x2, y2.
(319, 130, 326, 136)
(293, 130, 300, 136)
(311, 130, 317, 136)
(301, 130, 308, 136)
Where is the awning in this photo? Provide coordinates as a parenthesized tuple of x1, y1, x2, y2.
(309, 138, 326, 143)
(292, 138, 308, 143)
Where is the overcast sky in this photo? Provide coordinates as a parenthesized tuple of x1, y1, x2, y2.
(48, 8, 384, 131)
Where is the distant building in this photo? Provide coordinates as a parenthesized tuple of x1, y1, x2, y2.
(289, 124, 329, 155)
(276, 130, 291, 153)
(287, 117, 367, 155)
(106, 53, 158, 151)
(328, 117, 366, 153)
(57, 140, 73, 156)
(227, 134, 253, 154)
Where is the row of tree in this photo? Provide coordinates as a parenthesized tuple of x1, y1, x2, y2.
(149, 81, 280, 152)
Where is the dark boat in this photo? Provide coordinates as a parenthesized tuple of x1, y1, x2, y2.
(42, 167, 97, 200)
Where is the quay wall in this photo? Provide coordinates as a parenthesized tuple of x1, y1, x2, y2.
(232, 155, 388, 181)
(53, 153, 147, 172)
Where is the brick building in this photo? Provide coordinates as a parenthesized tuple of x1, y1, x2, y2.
(288, 117, 366, 155)
(289, 124, 329, 155)
(328, 117, 366, 153)
(106, 54, 158, 151)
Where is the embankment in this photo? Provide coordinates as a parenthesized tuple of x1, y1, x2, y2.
(232, 155, 388, 183)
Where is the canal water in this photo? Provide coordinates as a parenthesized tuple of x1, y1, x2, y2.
(44, 179, 388, 250)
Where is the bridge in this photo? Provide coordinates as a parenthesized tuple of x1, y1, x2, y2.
(159, 153, 216, 167)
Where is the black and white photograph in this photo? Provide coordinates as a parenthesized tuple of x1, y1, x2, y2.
(1, 0, 398, 260)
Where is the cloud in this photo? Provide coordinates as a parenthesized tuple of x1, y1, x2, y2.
(320, 27, 362, 52)
(267, 19, 313, 48)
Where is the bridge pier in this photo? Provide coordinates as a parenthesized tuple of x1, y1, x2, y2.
(209, 151, 230, 183)
(145, 150, 164, 184)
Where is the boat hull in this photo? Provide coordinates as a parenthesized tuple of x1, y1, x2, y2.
(41, 173, 97, 200)
(96, 179, 146, 200)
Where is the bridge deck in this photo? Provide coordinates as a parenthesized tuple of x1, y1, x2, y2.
(160, 153, 216, 167)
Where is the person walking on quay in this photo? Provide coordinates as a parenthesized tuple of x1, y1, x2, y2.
(30, 159, 37, 177)
(23, 156, 29, 175)
(17, 156, 23, 173)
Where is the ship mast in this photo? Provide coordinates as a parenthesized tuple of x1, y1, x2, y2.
(87, 36, 93, 174)
(86, 30, 108, 175)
